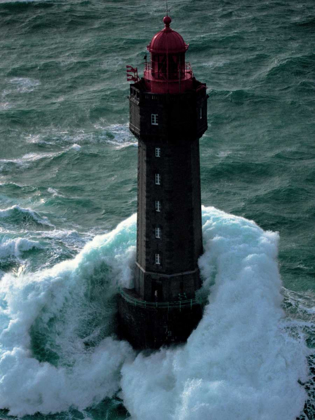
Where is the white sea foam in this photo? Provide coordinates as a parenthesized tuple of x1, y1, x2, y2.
(94, 123, 137, 149)
(8, 77, 40, 93)
(0, 237, 41, 261)
(24, 124, 136, 150)
(40, 227, 107, 257)
(0, 215, 137, 416)
(0, 102, 11, 110)
(47, 187, 65, 198)
(0, 208, 308, 418)
(0, 147, 80, 173)
(0, 157, 29, 172)
(71, 143, 81, 151)
(0, 152, 57, 172)
(21, 152, 57, 161)
(0, 205, 33, 218)
(217, 150, 231, 158)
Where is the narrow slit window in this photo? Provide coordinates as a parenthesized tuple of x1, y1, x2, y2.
(151, 114, 159, 125)
(155, 147, 161, 157)
(155, 201, 161, 212)
(155, 174, 161, 185)
(199, 107, 203, 119)
(155, 253, 161, 265)
(155, 227, 161, 239)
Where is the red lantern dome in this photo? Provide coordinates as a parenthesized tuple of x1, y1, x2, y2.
(144, 16, 193, 94)
(147, 16, 188, 54)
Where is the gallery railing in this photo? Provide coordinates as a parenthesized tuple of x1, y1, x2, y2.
(119, 287, 206, 310)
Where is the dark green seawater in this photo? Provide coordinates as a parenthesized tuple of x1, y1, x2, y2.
(0, 0, 315, 419)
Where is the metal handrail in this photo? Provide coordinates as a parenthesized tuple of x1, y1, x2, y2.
(119, 287, 205, 309)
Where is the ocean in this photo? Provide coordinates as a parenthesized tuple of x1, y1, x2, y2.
(0, 0, 314, 418)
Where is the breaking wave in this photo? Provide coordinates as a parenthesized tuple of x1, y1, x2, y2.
(0, 237, 41, 262)
(0, 207, 309, 419)
(0, 205, 53, 229)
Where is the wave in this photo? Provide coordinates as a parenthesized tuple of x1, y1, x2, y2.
(293, 17, 315, 29)
(0, 237, 42, 262)
(0, 205, 53, 228)
(0, 153, 55, 173)
(0, 0, 37, 3)
(0, 208, 308, 419)
(23, 124, 136, 150)
(204, 160, 273, 180)
(0, 145, 81, 174)
(208, 87, 276, 106)
(264, 54, 315, 80)
(40, 228, 91, 256)
(0, 0, 53, 8)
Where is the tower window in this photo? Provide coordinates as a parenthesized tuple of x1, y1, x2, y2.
(155, 174, 161, 185)
(155, 227, 161, 239)
(151, 114, 159, 125)
(199, 108, 203, 119)
(155, 147, 161, 157)
(155, 253, 161, 265)
(155, 201, 161, 212)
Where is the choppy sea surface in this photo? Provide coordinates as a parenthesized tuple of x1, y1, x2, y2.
(0, 0, 315, 419)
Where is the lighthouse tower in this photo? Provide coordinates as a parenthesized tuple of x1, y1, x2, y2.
(118, 16, 208, 349)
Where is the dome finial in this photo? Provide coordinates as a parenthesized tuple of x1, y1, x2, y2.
(163, 15, 172, 28)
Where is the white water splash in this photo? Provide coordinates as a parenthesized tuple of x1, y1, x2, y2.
(0, 215, 137, 416)
(121, 207, 308, 420)
(0, 207, 308, 419)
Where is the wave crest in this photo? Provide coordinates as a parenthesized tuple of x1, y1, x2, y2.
(0, 205, 53, 229)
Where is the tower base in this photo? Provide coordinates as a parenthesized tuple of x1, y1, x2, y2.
(117, 288, 203, 349)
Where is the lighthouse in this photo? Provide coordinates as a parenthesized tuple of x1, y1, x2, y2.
(118, 15, 208, 349)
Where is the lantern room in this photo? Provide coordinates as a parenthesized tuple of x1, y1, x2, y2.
(144, 16, 194, 94)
